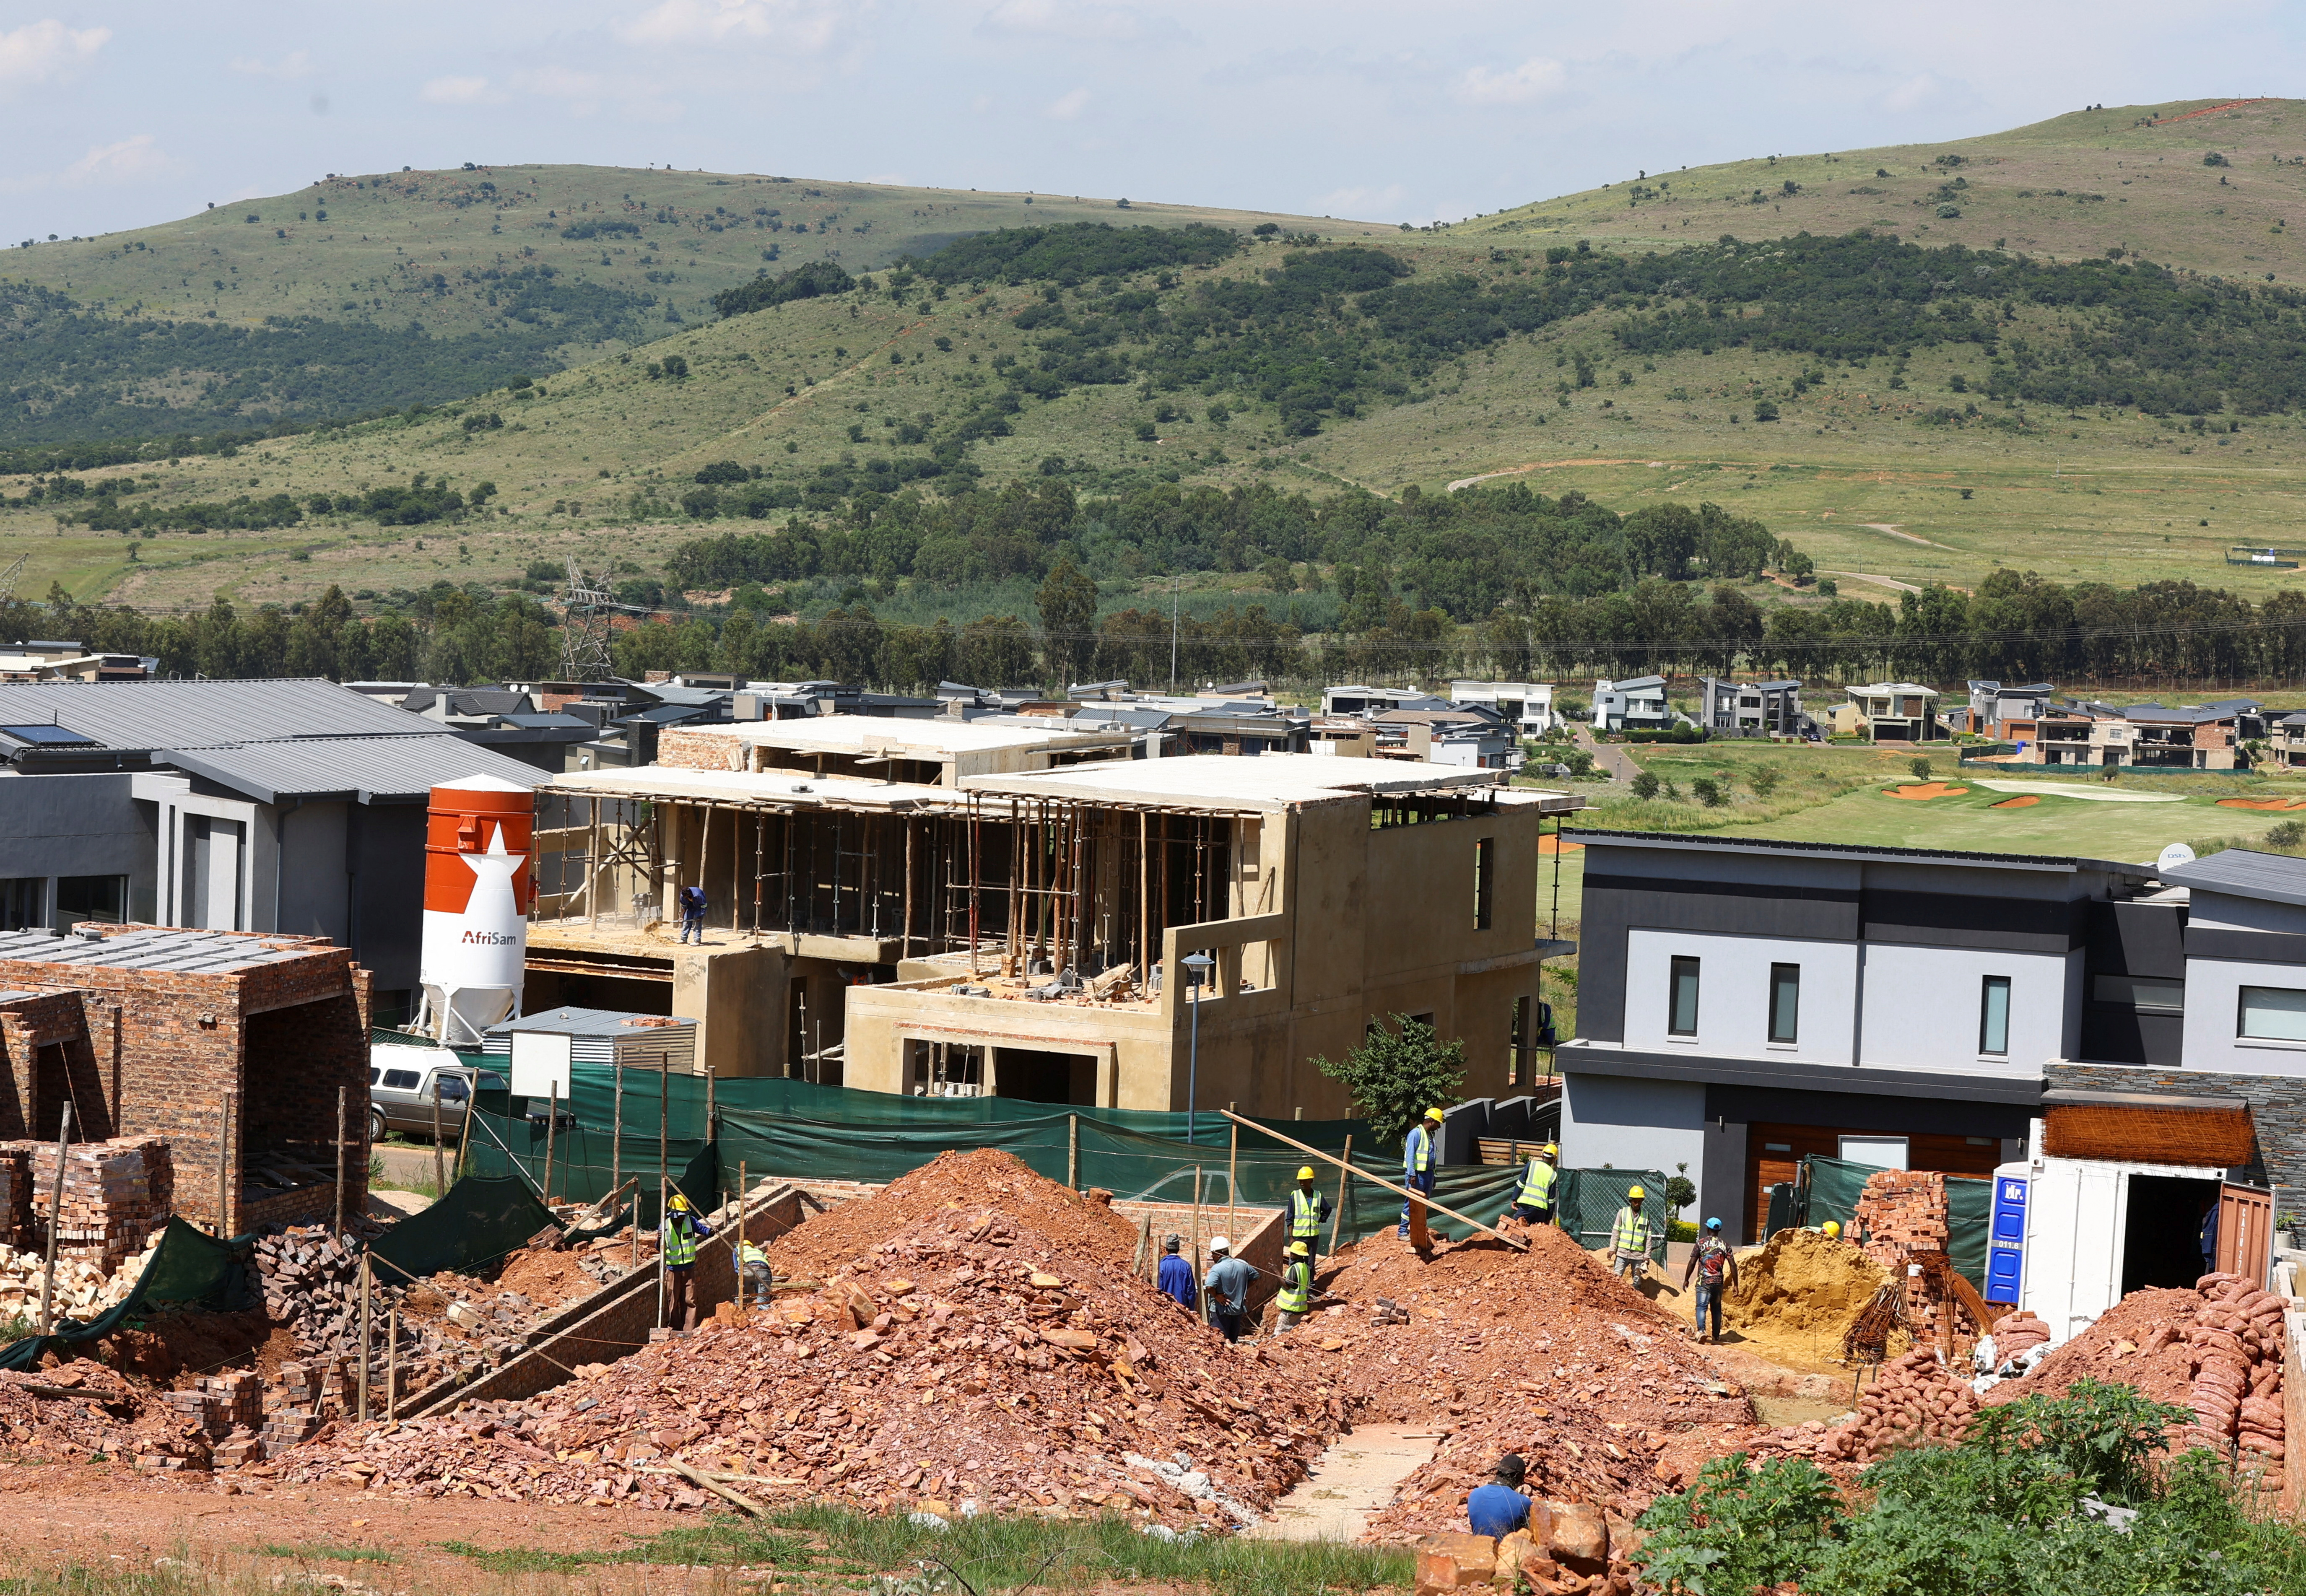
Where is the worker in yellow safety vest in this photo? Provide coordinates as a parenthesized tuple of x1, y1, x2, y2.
(661, 1191, 712, 1333)
(1275, 1240, 1315, 1333)
(1399, 1106, 1444, 1238)
(1501, 1142, 1558, 1229)
(1285, 1166, 1332, 1272)
(1610, 1184, 1653, 1283)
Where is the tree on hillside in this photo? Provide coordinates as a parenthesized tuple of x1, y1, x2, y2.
(1035, 553, 1097, 687)
(1311, 1017, 1466, 1151)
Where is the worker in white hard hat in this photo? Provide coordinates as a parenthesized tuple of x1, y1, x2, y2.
(1399, 1106, 1445, 1238)
(1500, 1142, 1559, 1229)
(1203, 1235, 1254, 1343)
(1285, 1165, 1332, 1273)
(1275, 1240, 1315, 1334)
(1610, 1184, 1654, 1284)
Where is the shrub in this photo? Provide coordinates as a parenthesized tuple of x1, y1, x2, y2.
(1631, 770, 1662, 800)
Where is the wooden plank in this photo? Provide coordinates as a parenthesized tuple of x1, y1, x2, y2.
(1218, 1110, 1525, 1251)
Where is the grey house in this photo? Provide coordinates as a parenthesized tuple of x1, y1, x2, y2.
(0, 679, 546, 1019)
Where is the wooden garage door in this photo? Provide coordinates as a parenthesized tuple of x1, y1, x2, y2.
(1745, 1123, 2007, 1243)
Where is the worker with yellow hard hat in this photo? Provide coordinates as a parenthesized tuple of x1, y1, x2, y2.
(660, 1190, 714, 1335)
(1501, 1142, 1559, 1230)
(1399, 1106, 1445, 1239)
(1285, 1164, 1332, 1274)
(1610, 1183, 1654, 1284)
(1275, 1239, 1316, 1334)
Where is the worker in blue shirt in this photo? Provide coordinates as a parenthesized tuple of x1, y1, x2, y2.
(1155, 1233, 1197, 1313)
(1467, 1453, 1532, 1537)
(1400, 1106, 1443, 1238)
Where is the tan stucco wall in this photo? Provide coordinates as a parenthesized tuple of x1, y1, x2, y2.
(673, 943, 782, 1079)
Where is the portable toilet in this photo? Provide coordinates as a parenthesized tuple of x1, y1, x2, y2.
(1987, 1163, 2028, 1307)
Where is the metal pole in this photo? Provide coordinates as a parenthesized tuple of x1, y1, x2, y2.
(1330, 1134, 1353, 1256)
(1227, 1112, 1238, 1244)
(335, 1082, 348, 1235)
(35, 1102, 73, 1336)
(1187, 978, 1200, 1146)
(358, 1255, 372, 1420)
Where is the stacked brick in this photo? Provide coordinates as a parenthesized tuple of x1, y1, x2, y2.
(0, 1144, 29, 1246)
(1810, 1347, 1984, 1466)
(1853, 1169, 1973, 1331)
(29, 1137, 171, 1272)
(2183, 1271, 2287, 1490)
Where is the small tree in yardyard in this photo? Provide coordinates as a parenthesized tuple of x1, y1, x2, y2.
(1311, 1015, 1466, 1150)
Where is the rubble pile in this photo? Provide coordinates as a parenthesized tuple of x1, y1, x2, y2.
(30, 1137, 171, 1272)
(1808, 1347, 1981, 1465)
(1987, 1310, 2053, 1363)
(0, 1229, 162, 1320)
(1309, 1225, 1751, 1541)
(1724, 1227, 1890, 1341)
(280, 1150, 1343, 1522)
(1413, 1510, 1645, 1596)
(0, 1363, 172, 1461)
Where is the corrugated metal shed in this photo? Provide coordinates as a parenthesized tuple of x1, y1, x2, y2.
(0, 678, 435, 750)
(162, 734, 547, 804)
(480, 1005, 696, 1069)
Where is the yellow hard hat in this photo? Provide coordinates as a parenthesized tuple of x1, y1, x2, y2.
(1297, 1167, 1317, 1181)
(1822, 1220, 1841, 1238)
(1627, 1184, 1645, 1201)
(669, 1194, 690, 1212)
(1288, 1240, 1310, 1257)
(1542, 1143, 1559, 1159)
(1425, 1106, 1446, 1121)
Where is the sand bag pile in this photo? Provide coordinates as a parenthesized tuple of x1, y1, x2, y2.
(1810, 1348, 1981, 1465)
(282, 1150, 1343, 1523)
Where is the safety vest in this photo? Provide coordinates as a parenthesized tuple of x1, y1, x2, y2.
(1278, 1259, 1313, 1315)
(1518, 1159, 1557, 1209)
(1290, 1189, 1324, 1239)
(738, 1240, 768, 1268)
(1612, 1205, 1651, 1257)
(663, 1211, 701, 1267)
(1405, 1124, 1433, 1176)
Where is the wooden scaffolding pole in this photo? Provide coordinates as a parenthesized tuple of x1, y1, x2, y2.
(1218, 1110, 1527, 1251)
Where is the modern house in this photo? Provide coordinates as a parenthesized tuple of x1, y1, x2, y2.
(1961, 681, 2059, 737)
(1592, 676, 1673, 733)
(1450, 682, 1557, 736)
(0, 641, 152, 683)
(528, 752, 1581, 1111)
(1997, 701, 2247, 772)
(1843, 682, 1945, 742)
(1321, 685, 1448, 719)
(1697, 677, 1807, 738)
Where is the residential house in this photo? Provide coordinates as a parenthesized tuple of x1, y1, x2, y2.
(1962, 681, 2059, 737)
(0, 641, 152, 683)
(1322, 685, 1447, 719)
(1592, 676, 1673, 733)
(1697, 677, 1808, 738)
(1450, 682, 1557, 736)
(1844, 682, 1945, 742)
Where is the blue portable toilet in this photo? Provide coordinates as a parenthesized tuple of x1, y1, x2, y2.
(1987, 1163, 2028, 1306)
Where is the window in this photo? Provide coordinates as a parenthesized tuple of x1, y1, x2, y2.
(2238, 986, 2306, 1042)
(381, 1068, 421, 1090)
(1768, 963, 1801, 1044)
(1979, 975, 2012, 1056)
(0, 878, 39, 932)
(1669, 956, 1701, 1036)
(53, 874, 124, 930)
(1509, 995, 1529, 1085)
(2093, 974, 2185, 1012)
(1472, 837, 1495, 931)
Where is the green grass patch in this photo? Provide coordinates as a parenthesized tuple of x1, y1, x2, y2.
(253, 1544, 397, 1565)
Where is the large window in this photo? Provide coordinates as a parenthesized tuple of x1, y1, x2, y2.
(0, 878, 39, 932)
(55, 875, 125, 931)
(2093, 974, 2185, 1013)
(2239, 986, 2306, 1042)
(1472, 837, 1495, 931)
(1669, 955, 1701, 1037)
(1979, 975, 2012, 1056)
(1768, 963, 1801, 1044)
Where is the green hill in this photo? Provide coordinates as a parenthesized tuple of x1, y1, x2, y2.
(0, 163, 1394, 446)
(1458, 98, 2306, 282)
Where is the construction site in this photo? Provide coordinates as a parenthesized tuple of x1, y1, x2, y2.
(0, 755, 2300, 1594)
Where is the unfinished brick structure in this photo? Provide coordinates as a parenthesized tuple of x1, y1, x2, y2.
(0, 926, 371, 1234)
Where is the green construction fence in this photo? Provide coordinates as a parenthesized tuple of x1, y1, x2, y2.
(1764, 1155, 1991, 1290)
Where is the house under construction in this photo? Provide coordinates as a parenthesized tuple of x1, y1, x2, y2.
(527, 719, 1579, 1116)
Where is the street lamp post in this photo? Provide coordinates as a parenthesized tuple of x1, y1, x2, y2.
(1182, 950, 1216, 1145)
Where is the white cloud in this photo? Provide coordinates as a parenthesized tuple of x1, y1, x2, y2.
(1453, 55, 1566, 106)
(0, 18, 109, 89)
(420, 75, 498, 105)
(1884, 71, 1950, 113)
(1315, 182, 1406, 218)
(979, 0, 1153, 42)
(1047, 86, 1090, 119)
(63, 133, 179, 186)
(619, 0, 848, 47)
(228, 50, 314, 80)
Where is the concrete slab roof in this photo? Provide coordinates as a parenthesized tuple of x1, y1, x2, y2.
(0, 925, 334, 974)
(551, 764, 970, 812)
(960, 752, 1550, 812)
(671, 713, 1133, 759)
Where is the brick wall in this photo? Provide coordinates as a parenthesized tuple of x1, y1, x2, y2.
(2046, 1062, 2306, 1221)
(657, 729, 743, 772)
(0, 931, 372, 1236)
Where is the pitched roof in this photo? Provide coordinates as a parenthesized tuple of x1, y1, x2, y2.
(159, 734, 549, 804)
(2161, 849, 2306, 908)
(0, 677, 437, 751)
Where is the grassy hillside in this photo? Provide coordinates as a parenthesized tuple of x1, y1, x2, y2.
(1459, 98, 2306, 283)
(0, 164, 1393, 444)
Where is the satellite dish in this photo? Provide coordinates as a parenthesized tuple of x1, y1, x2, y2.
(2156, 843, 2197, 875)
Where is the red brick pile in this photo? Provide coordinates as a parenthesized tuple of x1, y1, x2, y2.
(30, 1137, 171, 1272)
(1307, 1226, 1752, 1541)
(1809, 1348, 1982, 1465)
(1989, 1309, 2052, 1361)
(0, 1145, 28, 1245)
(278, 1150, 1344, 1523)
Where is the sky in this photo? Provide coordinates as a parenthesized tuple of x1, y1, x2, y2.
(3, 0, 2302, 242)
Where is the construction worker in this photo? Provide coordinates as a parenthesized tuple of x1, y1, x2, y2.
(738, 1235, 774, 1311)
(1610, 1184, 1652, 1283)
(1399, 1106, 1444, 1238)
(1275, 1240, 1315, 1334)
(1467, 1453, 1532, 1537)
(1156, 1233, 1197, 1313)
(1203, 1236, 1254, 1343)
(1819, 1219, 1842, 1239)
(678, 883, 708, 945)
(661, 1191, 712, 1333)
(1680, 1217, 1738, 1343)
(1501, 1142, 1558, 1228)
(1285, 1167, 1331, 1272)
